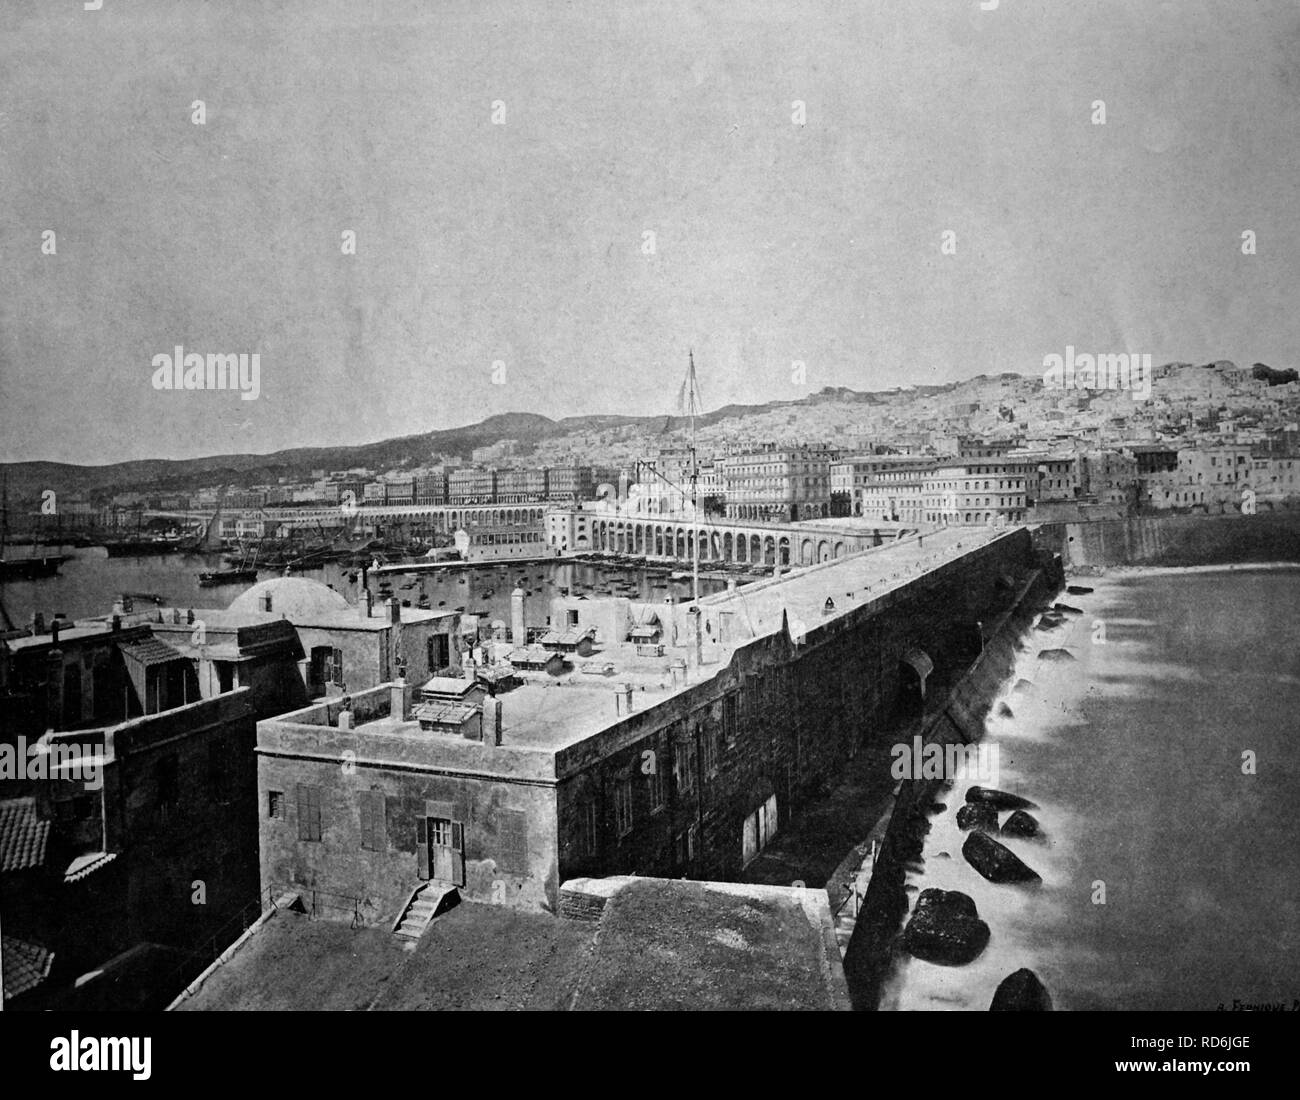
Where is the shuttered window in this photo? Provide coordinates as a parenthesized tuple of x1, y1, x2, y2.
(296, 784, 322, 842)
(331, 648, 344, 686)
(614, 778, 634, 838)
(359, 791, 385, 851)
(647, 734, 666, 811)
(674, 733, 696, 795)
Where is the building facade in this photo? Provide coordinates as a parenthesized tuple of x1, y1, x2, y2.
(722, 445, 834, 522)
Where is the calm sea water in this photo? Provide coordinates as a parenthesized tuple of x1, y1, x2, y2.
(0, 548, 721, 631)
(881, 566, 1300, 1011)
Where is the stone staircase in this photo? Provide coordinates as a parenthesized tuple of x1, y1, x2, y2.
(392, 882, 460, 939)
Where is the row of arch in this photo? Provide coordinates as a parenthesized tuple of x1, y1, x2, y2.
(728, 502, 830, 522)
(589, 520, 853, 566)
(450, 507, 545, 527)
(266, 505, 546, 528)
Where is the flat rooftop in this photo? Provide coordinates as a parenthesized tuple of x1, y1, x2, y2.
(172, 878, 846, 1011)
(699, 525, 1006, 644)
(265, 527, 1015, 756)
(150, 605, 457, 632)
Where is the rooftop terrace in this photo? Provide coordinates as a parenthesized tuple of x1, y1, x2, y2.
(259, 526, 1016, 759)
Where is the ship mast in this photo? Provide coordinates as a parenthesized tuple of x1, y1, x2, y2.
(680, 350, 703, 603)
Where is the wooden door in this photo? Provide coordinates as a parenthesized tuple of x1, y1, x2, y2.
(423, 817, 465, 886)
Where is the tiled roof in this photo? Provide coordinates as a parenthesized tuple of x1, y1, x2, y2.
(117, 636, 188, 667)
(0, 798, 50, 874)
(1, 935, 54, 999)
(64, 850, 117, 883)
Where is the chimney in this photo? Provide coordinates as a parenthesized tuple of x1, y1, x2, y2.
(387, 597, 401, 624)
(337, 709, 354, 730)
(359, 589, 374, 619)
(482, 695, 503, 745)
(186, 608, 195, 624)
(111, 614, 121, 632)
(390, 681, 413, 722)
(30, 612, 45, 635)
(50, 620, 60, 645)
(511, 587, 526, 645)
(112, 597, 125, 616)
(614, 682, 633, 715)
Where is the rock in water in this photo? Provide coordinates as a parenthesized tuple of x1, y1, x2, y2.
(957, 802, 999, 831)
(1038, 648, 1075, 662)
(963, 830, 1042, 884)
(1000, 809, 1042, 839)
(902, 889, 991, 965)
(966, 785, 1038, 811)
(1066, 585, 1094, 595)
(990, 968, 1053, 1011)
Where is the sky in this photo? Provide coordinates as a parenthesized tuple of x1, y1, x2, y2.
(2, 0, 1300, 465)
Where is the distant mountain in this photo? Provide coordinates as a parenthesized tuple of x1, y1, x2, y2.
(1, 362, 1284, 500)
(1, 386, 912, 499)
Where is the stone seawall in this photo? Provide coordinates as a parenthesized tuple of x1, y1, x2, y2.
(841, 557, 1064, 1010)
(1033, 508, 1300, 570)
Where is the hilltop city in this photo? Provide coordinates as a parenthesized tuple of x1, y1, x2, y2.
(8, 358, 1299, 544)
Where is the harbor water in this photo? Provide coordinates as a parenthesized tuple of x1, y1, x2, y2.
(881, 566, 1300, 1011)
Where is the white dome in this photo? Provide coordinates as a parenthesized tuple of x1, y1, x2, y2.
(227, 577, 351, 620)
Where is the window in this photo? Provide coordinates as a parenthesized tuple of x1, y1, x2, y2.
(497, 809, 528, 874)
(427, 633, 451, 673)
(359, 790, 386, 851)
(614, 777, 634, 838)
(577, 800, 598, 857)
(701, 720, 718, 777)
(268, 790, 285, 820)
(674, 733, 696, 795)
(296, 784, 322, 842)
(723, 692, 738, 745)
(648, 736, 666, 811)
(331, 648, 344, 686)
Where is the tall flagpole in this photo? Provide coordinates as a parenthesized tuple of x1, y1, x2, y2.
(687, 350, 700, 604)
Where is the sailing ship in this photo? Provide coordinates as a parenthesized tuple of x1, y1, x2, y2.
(0, 473, 68, 580)
(199, 525, 257, 587)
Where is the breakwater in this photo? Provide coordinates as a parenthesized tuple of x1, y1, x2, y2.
(841, 557, 1064, 1010)
(1033, 508, 1300, 570)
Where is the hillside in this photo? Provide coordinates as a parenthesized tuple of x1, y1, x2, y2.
(1, 360, 1289, 500)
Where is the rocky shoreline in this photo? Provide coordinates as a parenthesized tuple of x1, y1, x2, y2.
(842, 558, 1067, 1011)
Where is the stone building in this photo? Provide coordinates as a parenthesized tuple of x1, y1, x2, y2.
(449, 467, 498, 506)
(722, 445, 834, 522)
(253, 527, 1045, 924)
(922, 460, 1029, 526)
